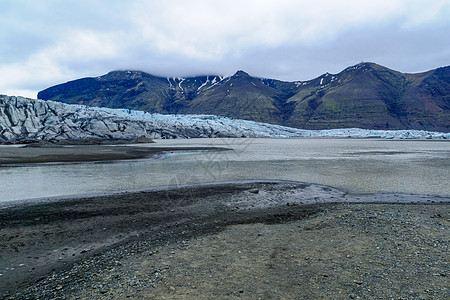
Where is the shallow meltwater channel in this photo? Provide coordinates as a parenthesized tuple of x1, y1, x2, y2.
(0, 138, 449, 202)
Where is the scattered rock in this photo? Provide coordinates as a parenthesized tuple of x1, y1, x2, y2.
(249, 188, 259, 194)
(129, 280, 139, 287)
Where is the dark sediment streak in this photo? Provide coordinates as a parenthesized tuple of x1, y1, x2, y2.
(0, 144, 229, 166)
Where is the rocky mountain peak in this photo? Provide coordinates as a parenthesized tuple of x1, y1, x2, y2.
(37, 64, 450, 132)
(233, 70, 251, 77)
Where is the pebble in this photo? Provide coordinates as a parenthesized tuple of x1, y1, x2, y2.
(130, 280, 139, 287)
(249, 188, 259, 194)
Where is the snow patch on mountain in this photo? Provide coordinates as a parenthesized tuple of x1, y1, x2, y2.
(0, 95, 448, 143)
(197, 77, 210, 91)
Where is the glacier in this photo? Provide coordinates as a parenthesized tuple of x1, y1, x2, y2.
(0, 94, 448, 143)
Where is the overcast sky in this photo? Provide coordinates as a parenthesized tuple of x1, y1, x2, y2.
(1, 0, 449, 98)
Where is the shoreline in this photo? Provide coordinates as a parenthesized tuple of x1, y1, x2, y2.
(0, 180, 448, 299)
(0, 144, 229, 166)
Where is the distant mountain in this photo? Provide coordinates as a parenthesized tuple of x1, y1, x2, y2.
(38, 63, 450, 131)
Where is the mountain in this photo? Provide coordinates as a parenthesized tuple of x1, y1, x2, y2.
(1, 95, 447, 144)
(38, 63, 450, 132)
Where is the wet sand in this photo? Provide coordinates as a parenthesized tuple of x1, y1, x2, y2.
(0, 181, 448, 299)
(0, 144, 228, 166)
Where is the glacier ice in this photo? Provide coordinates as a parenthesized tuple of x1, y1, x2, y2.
(0, 94, 448, 143)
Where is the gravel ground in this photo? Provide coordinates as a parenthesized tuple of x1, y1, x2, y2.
(0, 182, 448, 299)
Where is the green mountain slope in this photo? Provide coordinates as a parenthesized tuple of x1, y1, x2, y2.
(38, 63, 450, 131)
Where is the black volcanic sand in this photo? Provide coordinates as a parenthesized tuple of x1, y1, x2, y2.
(0, 181, 448, 299)
(0, 144, 229, 166)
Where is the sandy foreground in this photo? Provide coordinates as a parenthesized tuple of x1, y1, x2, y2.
(0, 179, 448, 299)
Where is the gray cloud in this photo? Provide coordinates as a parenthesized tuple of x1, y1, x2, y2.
(0, 0, 449, 98)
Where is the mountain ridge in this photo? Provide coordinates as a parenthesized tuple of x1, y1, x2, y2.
(38, 63, 450, 131)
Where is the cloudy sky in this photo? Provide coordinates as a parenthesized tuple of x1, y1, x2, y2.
(1, 0, 449, 98)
